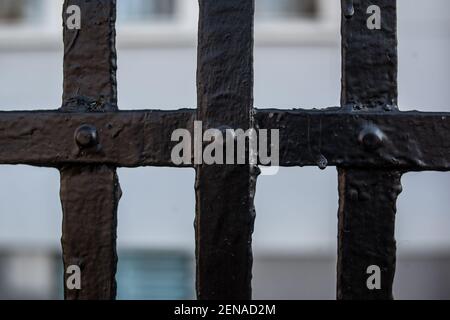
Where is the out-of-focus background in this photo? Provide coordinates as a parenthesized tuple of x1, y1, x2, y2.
(0, 0, 449, 299)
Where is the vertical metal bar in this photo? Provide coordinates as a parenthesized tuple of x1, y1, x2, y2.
(60, 0, 119, 299)
(195, 0, 257, 299)
(337, 0, 402, 299)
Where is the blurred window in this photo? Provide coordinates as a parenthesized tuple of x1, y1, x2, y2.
(117, 0, 177, 23)
(0, 0, 44, 24)
(256, 0, 318, 21)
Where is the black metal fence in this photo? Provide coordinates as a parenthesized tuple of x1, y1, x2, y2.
(0, 0, 449, 300)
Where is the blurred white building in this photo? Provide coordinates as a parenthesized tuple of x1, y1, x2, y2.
(0, 0, 449, 299)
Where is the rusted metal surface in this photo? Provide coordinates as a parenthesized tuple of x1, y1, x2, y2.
(195, 0, 257, 300)
(60, 0, 119, 300)
(337, 0, 401, 300)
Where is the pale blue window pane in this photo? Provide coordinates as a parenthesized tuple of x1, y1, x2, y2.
(0, 0, 44, 24)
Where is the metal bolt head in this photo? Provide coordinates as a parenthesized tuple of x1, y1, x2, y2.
(359, 126, 384, 150)
(75, 124, 98, 148)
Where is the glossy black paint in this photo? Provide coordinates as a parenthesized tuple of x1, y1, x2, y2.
(195, 0, 257, 300)
(0, 0, 447, 300)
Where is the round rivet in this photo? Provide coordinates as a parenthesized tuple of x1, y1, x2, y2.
(75, 124, 98, 148)
(359, 126, 384, 150)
